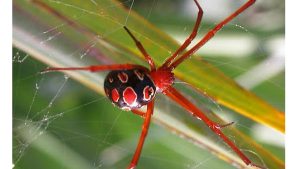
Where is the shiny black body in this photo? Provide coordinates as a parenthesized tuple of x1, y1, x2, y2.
(104, 69, 156, 110)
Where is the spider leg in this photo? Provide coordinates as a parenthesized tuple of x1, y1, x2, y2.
(164, 86, 265, 169)
(42, 64, 147, 73)
(128, 100, 155, 169)
(169, 0, 256, 69)
(131, 109, 146, 118)
(162, 0, 203, 68)
(123, 26, 156, 71)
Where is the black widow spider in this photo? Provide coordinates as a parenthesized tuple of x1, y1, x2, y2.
(45, 0, 263, 168)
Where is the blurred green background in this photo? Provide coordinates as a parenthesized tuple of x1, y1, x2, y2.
(13, 0, 284, 169)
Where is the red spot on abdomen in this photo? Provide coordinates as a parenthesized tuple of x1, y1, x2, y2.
(143, 86, 154, 101)
(111, 88, 120, 102)
(118, 72, 128, 83)
(134, 70, 144, 80)
(123, 87, 137, 106)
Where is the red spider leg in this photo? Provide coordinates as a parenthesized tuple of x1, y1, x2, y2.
(123, 26, 156, 71)
(164, 86, 264, 169)
(131, 108, 154, 122)
(169, 0, 256, 69)
(128, 100, 155, 169)
(161, 0, 203, 68)
(43, 64, 147, 73)
(131, 109, 146, 118)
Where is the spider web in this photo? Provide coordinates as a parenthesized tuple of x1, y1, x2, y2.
(13, 0, 285, 169)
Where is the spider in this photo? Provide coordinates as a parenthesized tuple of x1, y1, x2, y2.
(45, 0, 263, 168)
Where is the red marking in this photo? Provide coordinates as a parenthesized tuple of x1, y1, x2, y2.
(118, 72, 128, 83)
(111, 88, 120, 102)
(123, 87, 137, 106)
(143, 86, 154, 101)
(134, 70, 144, 80)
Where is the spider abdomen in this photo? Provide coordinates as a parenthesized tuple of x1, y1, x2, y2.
(104, 69, 156, 110)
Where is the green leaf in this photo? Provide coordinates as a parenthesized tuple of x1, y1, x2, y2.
(13, 0, 284, 168)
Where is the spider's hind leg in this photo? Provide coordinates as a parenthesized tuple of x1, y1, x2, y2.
(128, 101, 155, 169)
(131, 109, 146, 118)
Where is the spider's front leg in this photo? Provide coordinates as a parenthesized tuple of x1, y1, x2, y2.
(162, 0, 203, 68)
(169, 0, 256, 69)
(164, 86, 265, 169)
(123, 26, 156, 71)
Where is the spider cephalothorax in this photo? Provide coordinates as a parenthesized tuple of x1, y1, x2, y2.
(149, 67, 175, 92)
